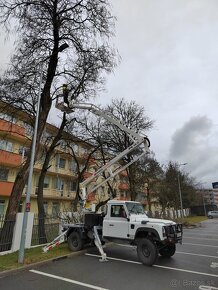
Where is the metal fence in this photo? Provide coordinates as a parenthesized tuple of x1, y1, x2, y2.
(0, 215, 16, 252)
(31, 215, 60, 246)
(31, 211, 84, 246)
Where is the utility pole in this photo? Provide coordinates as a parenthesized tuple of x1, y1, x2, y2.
(177, 163, 187, 221)
(18, 43, 69, 264)
(18, 65, 42, 264)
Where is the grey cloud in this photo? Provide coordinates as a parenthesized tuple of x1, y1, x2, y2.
(169, 116, 218, 186)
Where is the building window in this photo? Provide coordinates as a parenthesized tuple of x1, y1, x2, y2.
(0, 200, 5, 216)
(55, 178, 64, 191)
(0, 139, 13, 152)
(52, 202, 60, 217)
(69, 160, 77, 172)
(56, 155, 66, 169)
(0, 113, 16, 124)
(59, 158, 66, 168)
(43, 176, 50, 189)
(70, 181, 77, 191)
(23, 122, 33, 136)
(0, 168, 9, 181)
(18, 146, 29, 158)
(43, 202, 48, 215)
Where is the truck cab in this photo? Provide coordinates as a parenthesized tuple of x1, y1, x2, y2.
(102, 200, 182, 265)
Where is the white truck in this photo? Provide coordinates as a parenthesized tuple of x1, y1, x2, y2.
(43, 91, 183, 266)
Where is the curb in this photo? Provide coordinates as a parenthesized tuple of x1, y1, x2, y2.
(0, 249, 87, 279)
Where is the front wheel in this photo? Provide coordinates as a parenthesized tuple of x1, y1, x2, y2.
(137, 238, 158, 266)
(159, 244, 176, 257)
(68, 231, 84, 252)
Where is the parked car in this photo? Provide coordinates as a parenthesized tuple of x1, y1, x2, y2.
(208, 211, 218, 219)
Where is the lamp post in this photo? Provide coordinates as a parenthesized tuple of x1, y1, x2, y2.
(18, 65, 43, 264)
(18, 43, 69, 264)
(177, 163, 187, 221)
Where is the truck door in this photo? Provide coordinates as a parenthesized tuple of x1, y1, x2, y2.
(103, 204, 129, 239)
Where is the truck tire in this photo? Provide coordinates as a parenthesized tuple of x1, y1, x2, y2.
(68, 231, 84, 252)
(159, 244, 176, 257)
(137, 238, 158, 266)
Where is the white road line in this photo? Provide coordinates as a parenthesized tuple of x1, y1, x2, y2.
(184, 233, 218, 238)
(199, 286, 218, 290)
(176, 251, 218, 259)
(30, 269, 109, 290)
(184, 237, 218, 241)
(184, 231, 218, 235)
(85, 254, 218, 278)
(183, 243, 218, 248)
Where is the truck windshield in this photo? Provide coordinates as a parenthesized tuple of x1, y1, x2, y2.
(126, 202, 146, 215)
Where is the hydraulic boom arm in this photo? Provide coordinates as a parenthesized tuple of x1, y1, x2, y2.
(56, 97, 150, 206)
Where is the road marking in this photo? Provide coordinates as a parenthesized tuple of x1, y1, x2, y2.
(199, 286, 218, 290)
(30, 269, 109, 290)
(183, 243, 218, 248)
(176, 251, 218, 259)
(115, 245, 218, 259)
(85, 254, 218, 278)
(210, 262, 218, 268)
(185, 231, 218, 235)
(184, 237, 218, 241)
(184, 233, 218, 238)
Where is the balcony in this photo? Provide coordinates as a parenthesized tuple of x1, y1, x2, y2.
(0, 150, 22, 166)
(118, 183, 129, 190)
(119, 170, 128, 177)
(0, 120, 25, 140)
(83, 171, 93, 179)
(32, 187, 76, 200)
(87, 192, 95, 201)
(0, 181, 14, 196)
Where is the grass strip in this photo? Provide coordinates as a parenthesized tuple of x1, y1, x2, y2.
(0, 243, 71, 272)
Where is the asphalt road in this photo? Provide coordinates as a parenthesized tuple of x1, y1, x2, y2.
(0, 219, 218, 290)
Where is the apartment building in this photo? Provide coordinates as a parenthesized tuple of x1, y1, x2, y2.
(0, 101, 131, 216)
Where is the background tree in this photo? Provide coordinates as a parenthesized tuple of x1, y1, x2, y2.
(0, 0, 117, 222)
(142, 155, 164, 211)
(66, 110, 117, 212)
(157, 162, 197, 217)
(100, 98, 153, 201)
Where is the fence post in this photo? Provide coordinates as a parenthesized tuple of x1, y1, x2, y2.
(11, 213, 34, 252)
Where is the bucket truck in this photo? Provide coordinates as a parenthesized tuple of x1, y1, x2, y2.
(42, 91, 182, 266)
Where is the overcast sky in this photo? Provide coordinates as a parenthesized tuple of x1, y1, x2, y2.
(1, 0, 218, 188)
(96, 0, 218, 188)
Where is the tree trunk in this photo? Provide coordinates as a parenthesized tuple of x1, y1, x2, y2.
(37, 114, 66, 244)
(37, 175, 47, 244)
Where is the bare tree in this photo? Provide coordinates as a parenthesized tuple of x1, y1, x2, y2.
(0, 0, 117, 221)
(100, 98, 154, 201)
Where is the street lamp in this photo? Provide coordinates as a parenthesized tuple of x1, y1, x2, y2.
(177, 163, 187, 221)
(18, 43, 69, 263)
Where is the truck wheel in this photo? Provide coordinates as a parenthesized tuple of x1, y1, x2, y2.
(159, 244, 176, 257)
(68, 231, 84, 252)
(137, 238, 158, 266)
